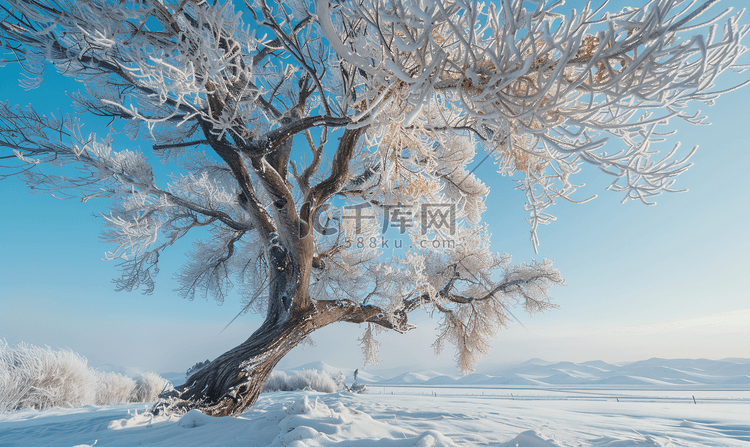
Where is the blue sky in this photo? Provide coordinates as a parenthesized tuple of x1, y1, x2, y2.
(1, 0, 749, 375)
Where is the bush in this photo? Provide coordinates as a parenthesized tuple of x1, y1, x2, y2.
(261, 369, 345, 394)
(95, 371, 136, 406)
(0, 342, 170, 412)
(132, 371, 171, 403)
(0, 342, 96, 411)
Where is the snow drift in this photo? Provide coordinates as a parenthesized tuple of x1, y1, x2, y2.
(0, 342, 170, 411)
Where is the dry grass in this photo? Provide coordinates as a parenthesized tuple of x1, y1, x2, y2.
(261, 369, 344, 394)
(0, 342, 170, 412)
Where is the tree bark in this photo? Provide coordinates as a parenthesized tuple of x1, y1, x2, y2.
(150, 277, 392, 417)
(153, 235, 323, 417)
(154, 310, 315, 417)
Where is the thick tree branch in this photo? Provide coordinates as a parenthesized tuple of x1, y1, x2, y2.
(240, 115, 351, 157)
(315, 299, 414, 333)
(300, 126, 366, 232)
(198, 118, 276, 240)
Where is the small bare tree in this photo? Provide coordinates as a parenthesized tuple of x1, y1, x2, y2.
(0, 0, 746, 416)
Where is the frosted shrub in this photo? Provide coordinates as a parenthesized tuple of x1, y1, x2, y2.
(332, 371, 346, 392)
(262, 370, 342, 394)
(132, 372, 171, 403)
(0, 342, 96, 411)
(0, 342, 170, 412)
(95, 371, 136, 406)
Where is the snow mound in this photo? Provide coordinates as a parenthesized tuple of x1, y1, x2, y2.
(412, 431, 458, 447)
(81, 394, 462, 446)
(498, 430, 562, 446)
(277, 395, 458, 446)
(497, 430, 667, 446)
(179, 409, 215, 428)
(588, 435, 666, 446)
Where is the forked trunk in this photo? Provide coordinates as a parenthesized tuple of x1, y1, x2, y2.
(153, 311, 314, 417)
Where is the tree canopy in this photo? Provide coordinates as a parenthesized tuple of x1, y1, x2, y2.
(1, 0, 747, 415)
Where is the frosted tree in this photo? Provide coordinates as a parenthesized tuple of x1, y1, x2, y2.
(0, 0, 746, 416)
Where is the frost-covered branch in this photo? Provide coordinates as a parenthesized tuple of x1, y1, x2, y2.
(319, 0, 749, 249)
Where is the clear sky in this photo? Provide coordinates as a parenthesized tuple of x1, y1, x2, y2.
(1, 0, 749, 376)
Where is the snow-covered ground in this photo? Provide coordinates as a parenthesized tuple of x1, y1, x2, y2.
(2, 358, 749, 446)
(1, 387, 749, 446)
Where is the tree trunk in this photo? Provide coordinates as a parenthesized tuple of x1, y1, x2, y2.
(150, 230, 322, 417)
(153, 310, 314, 417)
(150, 235, 376, 417)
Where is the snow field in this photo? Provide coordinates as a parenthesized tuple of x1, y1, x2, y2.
(1, 389, 749, 446)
